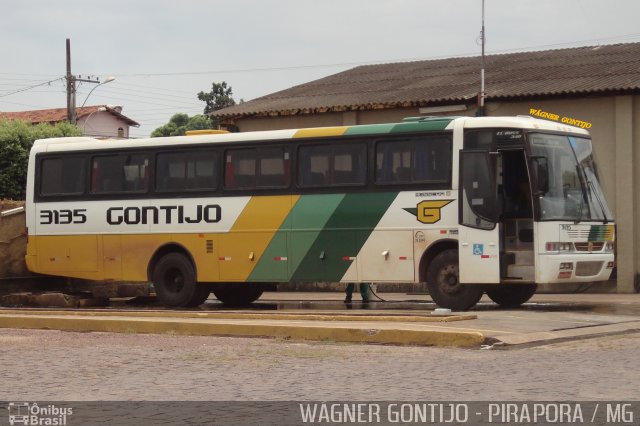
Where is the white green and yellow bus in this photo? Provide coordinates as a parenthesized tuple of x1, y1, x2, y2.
(25, 116, 615, 310)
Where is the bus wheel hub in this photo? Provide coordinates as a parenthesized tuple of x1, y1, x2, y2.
(438, 265, 460, 295)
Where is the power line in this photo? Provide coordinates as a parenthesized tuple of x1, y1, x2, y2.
(97, 85, 198, 101)
(86, 33, 640, 78)
(114, 81, 204, 97)
(77, 86, 200, 106)
(71, 92, 199, 109)
(0, 78, 64, 98)
(0, 73, 59, 78)
(0, 99, 52, 109)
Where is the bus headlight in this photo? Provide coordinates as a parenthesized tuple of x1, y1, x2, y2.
(604, 241, 615, 253)
(545, 242, 574, 253)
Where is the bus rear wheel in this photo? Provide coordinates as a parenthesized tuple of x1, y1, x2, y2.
(211, 284, 264, 307)
(152, 253, 211, 308)
(426, 249, 483, 311)
(486, 284, 537, 308)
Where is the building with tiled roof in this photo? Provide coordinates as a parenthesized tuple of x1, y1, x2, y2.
(215, 42, 640, 126)
(215, 42, 640, 294)
(0, 105, 139, 139)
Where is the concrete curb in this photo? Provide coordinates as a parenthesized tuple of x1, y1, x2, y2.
(0, 313, 485, 348)
(493, 320, 640, 347)
(0, 308, 476, 323)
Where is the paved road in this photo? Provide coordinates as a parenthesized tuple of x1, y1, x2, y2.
(0, 328, 637, 401)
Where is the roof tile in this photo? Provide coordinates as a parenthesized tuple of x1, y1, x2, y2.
(0, 106, 139, 126)
(215, 42, 640, 119)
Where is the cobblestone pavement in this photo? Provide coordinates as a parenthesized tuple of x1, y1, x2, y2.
(0, 328, 638, 401)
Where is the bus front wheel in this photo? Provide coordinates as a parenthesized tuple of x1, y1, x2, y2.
(153, 253, 211, 308)
(211, 284, 264, 307)
(486, 284, 537, 308)
(426, 249, 483, 311)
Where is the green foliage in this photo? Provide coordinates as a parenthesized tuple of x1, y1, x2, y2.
(150, 113, 214, 137)
(197, 81, 236, 115)
(0, 120, 82, 200)
(151, 81, 238, 137)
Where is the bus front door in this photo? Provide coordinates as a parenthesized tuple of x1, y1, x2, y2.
(458, 150, 500, 284)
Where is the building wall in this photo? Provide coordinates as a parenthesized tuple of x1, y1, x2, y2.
(232, 94, 639, 292)
(77, 111, 129, 139)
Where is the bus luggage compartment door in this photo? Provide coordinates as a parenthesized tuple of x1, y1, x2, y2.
(458, 150, 500, 283)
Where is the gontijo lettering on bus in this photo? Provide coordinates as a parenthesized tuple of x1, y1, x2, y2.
(529, 108, 592, 129)
(39, 205, 222, 225)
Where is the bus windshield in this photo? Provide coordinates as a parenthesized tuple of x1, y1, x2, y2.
(528, 132, 613, 222)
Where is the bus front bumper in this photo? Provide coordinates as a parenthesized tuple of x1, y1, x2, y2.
(536, 253, 614, 284)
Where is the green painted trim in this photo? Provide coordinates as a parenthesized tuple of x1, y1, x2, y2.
(588, 225, 614, 242)
(343, 123, 397, 136)
(248, 194, 345, 281)
(391, 120, 453, 133)
(291, 192, 398, 281)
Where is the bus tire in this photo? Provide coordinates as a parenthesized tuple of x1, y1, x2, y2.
(152, 253, 210, 307)
(211, 284, 264, 307)
(486, 284, 537, 308)
(426, 249, 483, 311)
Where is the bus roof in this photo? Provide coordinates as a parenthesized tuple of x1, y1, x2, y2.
(34, 116, 589, 152)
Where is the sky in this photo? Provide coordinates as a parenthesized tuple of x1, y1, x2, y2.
(2, 0, 640, 138)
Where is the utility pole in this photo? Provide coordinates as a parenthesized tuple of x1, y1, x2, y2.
(65, 38, 101, 125)
(66, 39, 75, 124)
(477, 0, 486, 116)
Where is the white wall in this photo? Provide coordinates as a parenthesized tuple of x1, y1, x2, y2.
(77, 111, 130, 139)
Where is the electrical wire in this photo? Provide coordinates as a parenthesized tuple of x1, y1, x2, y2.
(80, 33, 640, 78)
(0, 78, 64, 98)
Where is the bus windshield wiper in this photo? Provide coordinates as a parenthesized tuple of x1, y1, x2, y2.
(587, 180, 609, 224)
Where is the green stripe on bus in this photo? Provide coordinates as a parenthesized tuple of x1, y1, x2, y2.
(291, 192, 398, 282)
(588, 225, 614, 241)
(343, 124, 396, 136)
(248, 194, 345, 281)
(390, 120, 453, 133)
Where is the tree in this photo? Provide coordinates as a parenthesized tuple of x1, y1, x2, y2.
(0, 120, 81, 200)
(197, 81, 236, 115)
(151, 81, 238, 137)
(150, 113, 214, 137)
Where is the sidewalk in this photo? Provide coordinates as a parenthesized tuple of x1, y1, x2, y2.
(0, 292, 638, 349)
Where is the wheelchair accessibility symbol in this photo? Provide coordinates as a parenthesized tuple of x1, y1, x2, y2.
(472, 244, 484, 256)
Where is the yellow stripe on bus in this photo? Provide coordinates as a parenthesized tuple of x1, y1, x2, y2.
(216, 195, 300, 281)
(293, 127, 348, 138)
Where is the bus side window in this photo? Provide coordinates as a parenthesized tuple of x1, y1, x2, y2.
(414, 136, 451, 183)
(298, 145, 330, 187)
(376, 136, 452, 186)
(376, 140, 411, 184)
(123, 154, 149, 191)
(257, 147, 288, 187)
(298, 143, 366, 187)
(91, 154, 149, 193)
(156, 150, 217, 192)
(91, 155, 122, 193)
(332, 144, 366, 185)
(40, 157, 86, 196)
(225, 149, 256, 189)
